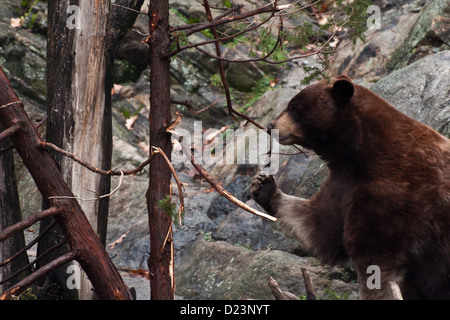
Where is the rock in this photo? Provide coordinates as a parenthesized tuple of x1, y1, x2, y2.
(329, 4, 421, 80)
(115, 14, 149, 70)
(330, 0, 449, 80)
(175, 239, 358, 300)
(370, 50, 450, 137)
(387, 0, 450, 71)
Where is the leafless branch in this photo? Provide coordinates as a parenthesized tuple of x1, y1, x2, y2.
(0, 220, 57, 268)
(170, 130, 277, 222)
(167, 3, 278, 58)
(171, 2, 279, 36)
(0, 251, 76, 300)
(171, 99, 218, 114)
(268, 276, 300, 300)
(0, 240, 66, 286)
(0, 123, 21, 143)
(111, 3, 146, 15)
(0, 206, 63, 242)
(301, 267, 316, 300)
(41, 141, 155, 176)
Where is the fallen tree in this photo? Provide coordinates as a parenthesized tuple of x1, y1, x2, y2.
(0, 66, 132, 300)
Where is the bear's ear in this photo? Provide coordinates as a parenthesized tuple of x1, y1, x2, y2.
(332, 75, 354, 103)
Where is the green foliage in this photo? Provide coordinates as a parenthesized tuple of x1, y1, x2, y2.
(333, 0, 372, 45)
(255, 29, 287, 62)
(120, 105, 144, 119)
(158, 195, 184, 225)
(298, 0, 372, 84)
(222, 1, 232, 9)
(201, 231, 214, 242)
(238, 77, 273, 113)
(323, 288, 350, 300)
(210, 73, 223, 89)
(12, 287, 37, 300)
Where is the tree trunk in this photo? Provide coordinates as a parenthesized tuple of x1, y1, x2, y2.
(147, 0, 174, 300)
(44, 0, 111, 300)
(0, 123, 30, 293)
(0, 66, 133, 300)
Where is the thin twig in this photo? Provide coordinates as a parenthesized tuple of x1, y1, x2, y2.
(111, 3, 146, 15)
(171, 99, 218, 114)
(171, 2, 279, 35)
(42, 141, 155, 176)
(48, 170, 124, 201)
(0, 240, 66, 286)
(171, 130, 277, 222)
(152, 146, 185, 226)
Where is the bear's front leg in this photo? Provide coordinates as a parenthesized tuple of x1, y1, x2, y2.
(251, 173, 315, 250)
(250, 174, 282, 215)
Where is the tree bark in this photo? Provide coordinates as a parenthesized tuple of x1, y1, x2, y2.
(147, 0, 174, 300)
(0, 123, 30, 293)
(45, 0, 144, 299)
(44, 0, 111, 299)
(0, 66, 132, 300)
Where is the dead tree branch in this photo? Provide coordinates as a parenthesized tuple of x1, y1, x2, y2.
(268, 276, 300, 300)
(171, 2, 280, 36)
(0, 206, 63, 242)
(42, 141, 155, 176)
(170, 130, 276, 222)
(171, 99, 218, 115)
(0, 65, 133, 300)
(0, 251, 76, 300)
(0, 123, 21, 143)
(301, 267, 316, 300)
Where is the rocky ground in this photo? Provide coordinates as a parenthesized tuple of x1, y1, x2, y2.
(0, 0, 449, 300)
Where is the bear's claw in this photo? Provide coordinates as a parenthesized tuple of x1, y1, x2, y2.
(251, 173, 278, 213)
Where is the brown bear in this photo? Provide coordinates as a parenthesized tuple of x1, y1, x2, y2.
(251, 74, 450, 299)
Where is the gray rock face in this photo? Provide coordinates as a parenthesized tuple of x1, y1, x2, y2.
(370, 50, 450, 137)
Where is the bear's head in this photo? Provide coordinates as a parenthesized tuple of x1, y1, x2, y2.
(268, 74, 360, 160)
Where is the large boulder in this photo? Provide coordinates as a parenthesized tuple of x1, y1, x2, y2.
(175, 239, 359, 300)
(370, 50, 450, 137)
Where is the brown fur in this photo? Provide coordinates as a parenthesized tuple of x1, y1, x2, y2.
(251, 75, 450, 299)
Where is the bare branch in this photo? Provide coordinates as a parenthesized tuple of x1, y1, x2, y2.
(301, 267, 316, 300)
(111, 3, 146, 15)
(0, 251, 76, 300)
(0, 220, 57, 268)
(0, 240, 66, 286)
(166, 2, 278, 58)
(41, 141, 156, 176)
(171, 99, 218, 114)
(0, 123, 21, 143)
(48, 170, 125, 201)
(268, 276, 300, 300)
(171, 2, 279, 36)
(0, 206, 63, 242)
(170, 130, 277, 222)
